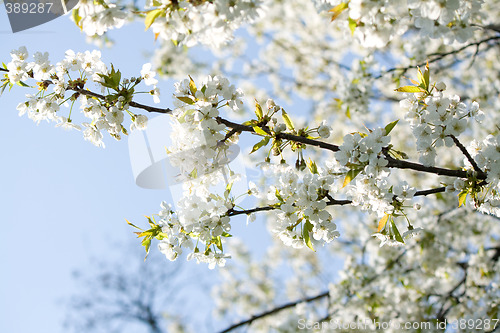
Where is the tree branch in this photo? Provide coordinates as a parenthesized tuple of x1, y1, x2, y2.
(384, 154, 487, 180)
(215, 117, 341, 152)
(218, 291, 329, 333)
(72, 87, 173, 114)
(448, 134, 483, 174)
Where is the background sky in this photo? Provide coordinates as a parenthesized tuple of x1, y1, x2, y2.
(0, 9, 266, 333)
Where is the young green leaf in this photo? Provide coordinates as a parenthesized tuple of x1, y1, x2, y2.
(176, 96, 195, 105)
(342, 168, 362, 188)
(391, 220, 405, 243)
(423, 61, 430, 89)
(275, 189, 285, 203)
(303, 220, 316, 251)
(348, 17, 357, 35)
(255, 99, 263, 120)
(384, 120, 399, 135)
(126, 219, 143, 231)
(329, 2, 349, 22)
(214, 236, 223, 251)
(72, 8, 83, 30)
(307, 159, 319, 174)
(188, 76, 197, 95)
(394, 86, 425, 93)
(145, 9, 163, 31)
(250, 136, 270, 154)
(141, 237, 152, 259)
(252, 126, 269, 136)
(458, 189, 468, 207)
(281, 109, 295, 131)
(224, 181, 233, 199)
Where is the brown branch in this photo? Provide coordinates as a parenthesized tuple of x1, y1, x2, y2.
(227, 205, 276, 217)
(215, 117, 341, 152)
(384, 154, 487, 180)
(218, 291, 329, 333)
(72, 87, 172, 114)
(448, 135, 483, 174)
(414, 186, 446, 197)
(227, 185, 448, 220)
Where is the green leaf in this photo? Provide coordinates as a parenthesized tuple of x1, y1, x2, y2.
(307, 159, 318, 174)
(424, 64, 430, 88)
(176, 96, 195, 105)
(224, 181, 233, 199)
(145, 9, 163, 31)
(348, 18, 357, 35)
(377, 214, 389, 232)
(384, 120, 399, 136)
(72, 8, 82, 29)
(214, 236, 223, 251)
(255, 100, 263, 120)
(188, 76, 197, 95)
(281, 109, 295, 131)
(252, 126, 268, 136)
(303, 220, 315, 251)
(394, 85, 425, 93)
(110, 64, 121, 89)
(417, 67, 425, 88)
(16, 81, 30, 88)
(221, 232, 232, 238)
(342, 168, 362, 188)
(391, 220, 404, 243)
(147, 216, 156, 228)
(418, 61, 430, 90)
(126, 219, 143, 231)
(275, 189, 285, 203)
(329, 2, 348, 22)
(141, 237, 152, 259)
(458, 189, 468, 207)
(250, 136, 270, 154)
(0, 81, 9, 96)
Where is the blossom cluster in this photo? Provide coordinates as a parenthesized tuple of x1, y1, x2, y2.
(72, 0, 266, 48)
(252, 164, 340, 249)
(401, 85, 484, 166)
(148, 75, 246, 267)
(149, 0, 266, 47)
(73, 0, 128, 36)
(312, 0, 483, 48)
(335, 127, 390, 177)
(465, 134, 500, 215)
(157, 198, 232, 269)
(4, 47, 159, 147)
(168, 75, 244, 178)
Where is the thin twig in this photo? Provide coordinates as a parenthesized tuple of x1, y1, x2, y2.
(375, 35, 500, 79)
(448, 135, 483, 174)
